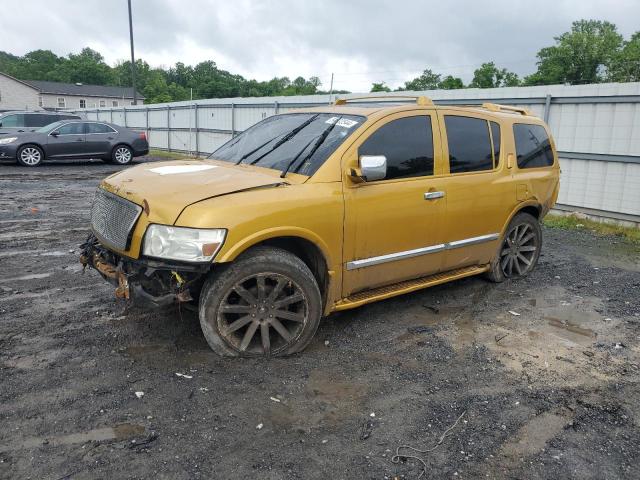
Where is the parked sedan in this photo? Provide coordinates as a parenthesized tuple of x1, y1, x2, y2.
(0, 120, 149, 166)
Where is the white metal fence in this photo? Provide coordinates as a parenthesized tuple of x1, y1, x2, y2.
(77, 83, 640, 224)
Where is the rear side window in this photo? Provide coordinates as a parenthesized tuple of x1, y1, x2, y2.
(86, 123, 116, 134)
(1, 114, 24, 127)
(359, 116, 434, 180)
(445, 116, 493, 173)
(56, 123, 84, 135)
(513, 124, 554, 168)
(24, 114, 56, 128)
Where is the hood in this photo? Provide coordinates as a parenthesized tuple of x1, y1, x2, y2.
(100, 159, 305, 224)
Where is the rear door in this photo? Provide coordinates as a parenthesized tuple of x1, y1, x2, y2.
(45, 122, 87, 158)
(84, 122, 117, 156)
(436, 110, 514, 271)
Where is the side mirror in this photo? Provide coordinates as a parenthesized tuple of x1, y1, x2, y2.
(50, 131, 59, 137)
(0, 121, 3, 127)
(358, 155, 387, 182)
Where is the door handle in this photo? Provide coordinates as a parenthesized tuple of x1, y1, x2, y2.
(76, 138, 84, 142)
(424, 191, 445, 200)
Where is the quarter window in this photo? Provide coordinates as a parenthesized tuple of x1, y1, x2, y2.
(359, 116, 434, 180)
(57, 97, 66, 108)
(513, 124, 554, 168)
(445, 116, 493, 173)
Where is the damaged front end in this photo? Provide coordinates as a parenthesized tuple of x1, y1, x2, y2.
(80, 234, 207, 307)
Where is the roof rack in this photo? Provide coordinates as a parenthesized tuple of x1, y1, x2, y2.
(334, 95, 433, 106)
(481, 102, 533, 116)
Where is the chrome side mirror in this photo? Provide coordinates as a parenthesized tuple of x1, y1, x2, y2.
(359, 155, 387, 181)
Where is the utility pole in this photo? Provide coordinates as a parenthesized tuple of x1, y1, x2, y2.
(128, 0, 138, 105)
(328, 73, 334, 105)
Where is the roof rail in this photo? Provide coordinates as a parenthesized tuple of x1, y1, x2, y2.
(481, 102, 533, 116)
(334, 95, 433, 106)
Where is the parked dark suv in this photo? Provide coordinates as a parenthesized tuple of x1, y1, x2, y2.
(0, 120, 149, 166)
(0, 111, 82, 136)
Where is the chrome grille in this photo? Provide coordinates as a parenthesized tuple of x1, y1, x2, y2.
(90, 188, 142, 250)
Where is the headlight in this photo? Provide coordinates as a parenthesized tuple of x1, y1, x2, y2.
(143, 225, 226, 262)
(0, 137, 18, 145)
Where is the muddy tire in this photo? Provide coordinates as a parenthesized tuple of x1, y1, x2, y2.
(199, 247, 322, 357)
(16, 144, 44, 167)
(486, 212, 542, 282)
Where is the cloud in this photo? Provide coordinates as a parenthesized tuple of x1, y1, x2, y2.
(3, 0, 639, 91)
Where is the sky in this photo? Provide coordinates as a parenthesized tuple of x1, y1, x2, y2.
(3, 0, 640, 92)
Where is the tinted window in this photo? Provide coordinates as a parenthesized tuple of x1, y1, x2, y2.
(359, 116, 434, 180)
(24, 114, 57, 128)
(56, 123, 84, 135)
(513, 124, 554, 168)
(490, 121, 501, 167)
(86, 123, 116, 134)
(1, 114, 24, 127)
(445, 116, 493, 173)
(212, 113, 363, 177)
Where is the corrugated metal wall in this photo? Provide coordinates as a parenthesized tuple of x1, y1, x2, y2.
(78, 82, 640, 222)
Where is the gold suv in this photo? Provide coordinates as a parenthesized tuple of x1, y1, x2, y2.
(81, 96, 560, 357)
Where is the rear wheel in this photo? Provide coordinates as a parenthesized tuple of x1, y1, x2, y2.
(486, 212, 541, 282)
(17, 145, 44, 167)
(199, 247, 322, 357)
(111, 145, 133, 165)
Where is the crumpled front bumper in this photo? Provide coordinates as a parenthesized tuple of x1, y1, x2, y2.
(80, 233, 207, 308)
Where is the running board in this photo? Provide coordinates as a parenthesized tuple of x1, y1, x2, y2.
(331, 265, 489, 312)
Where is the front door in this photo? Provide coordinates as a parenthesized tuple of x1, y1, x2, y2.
(342, 111, 447, 296)
(46, 122, 87, 158)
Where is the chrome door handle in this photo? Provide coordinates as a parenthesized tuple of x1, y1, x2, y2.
(424, 191, 445, 200)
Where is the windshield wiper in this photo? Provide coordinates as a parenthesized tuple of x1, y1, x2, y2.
(280, 116, 342, 178)
(245, 114, 320, 166)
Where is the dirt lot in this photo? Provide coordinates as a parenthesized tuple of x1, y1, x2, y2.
(1, 157, 639, 480)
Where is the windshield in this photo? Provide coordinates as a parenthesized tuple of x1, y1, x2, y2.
(35, 121, 64, 133)
(209, 113, 364, 176)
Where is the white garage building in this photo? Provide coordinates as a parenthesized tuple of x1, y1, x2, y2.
(0, 72, 143, 111)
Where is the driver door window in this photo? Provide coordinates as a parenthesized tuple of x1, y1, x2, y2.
(359, 116, 434, 179)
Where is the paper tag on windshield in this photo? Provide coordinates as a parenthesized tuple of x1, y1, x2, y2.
(325, 117, 359, 129)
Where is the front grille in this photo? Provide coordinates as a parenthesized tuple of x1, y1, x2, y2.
(90, 188, 142, 250)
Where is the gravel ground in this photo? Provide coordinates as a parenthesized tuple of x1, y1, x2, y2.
(0, 157, 639, 480)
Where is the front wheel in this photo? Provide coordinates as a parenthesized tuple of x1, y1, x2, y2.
(111, 145, 133, 165)
(486, 212, 542, 282)
(199, 247, 322, 357)
(17, 145, 44, 167)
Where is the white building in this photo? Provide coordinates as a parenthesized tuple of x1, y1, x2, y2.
(0, 72, 144, 111)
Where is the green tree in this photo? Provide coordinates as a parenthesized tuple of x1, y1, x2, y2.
(608, 31, 640, 82)
(524, 20, 623, 85)
(470, 62, 520, 88)
(438, 75, 465, 89)
(370, 82, 391, 92)
(403, 69, 441, 90)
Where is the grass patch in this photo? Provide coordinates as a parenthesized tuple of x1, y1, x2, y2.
(544, 213, 640, 245)
(148, 149, 199, 160)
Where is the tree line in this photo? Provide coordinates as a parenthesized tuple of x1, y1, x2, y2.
(373, 20, 640, 92)
(0, 19, 638, 104)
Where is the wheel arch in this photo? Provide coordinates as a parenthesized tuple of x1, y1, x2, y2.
(501, 201, 542, 237)
(17, 142, 46, 159)
(112, 142, 133, 153)
(215, 229, 335, 312)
